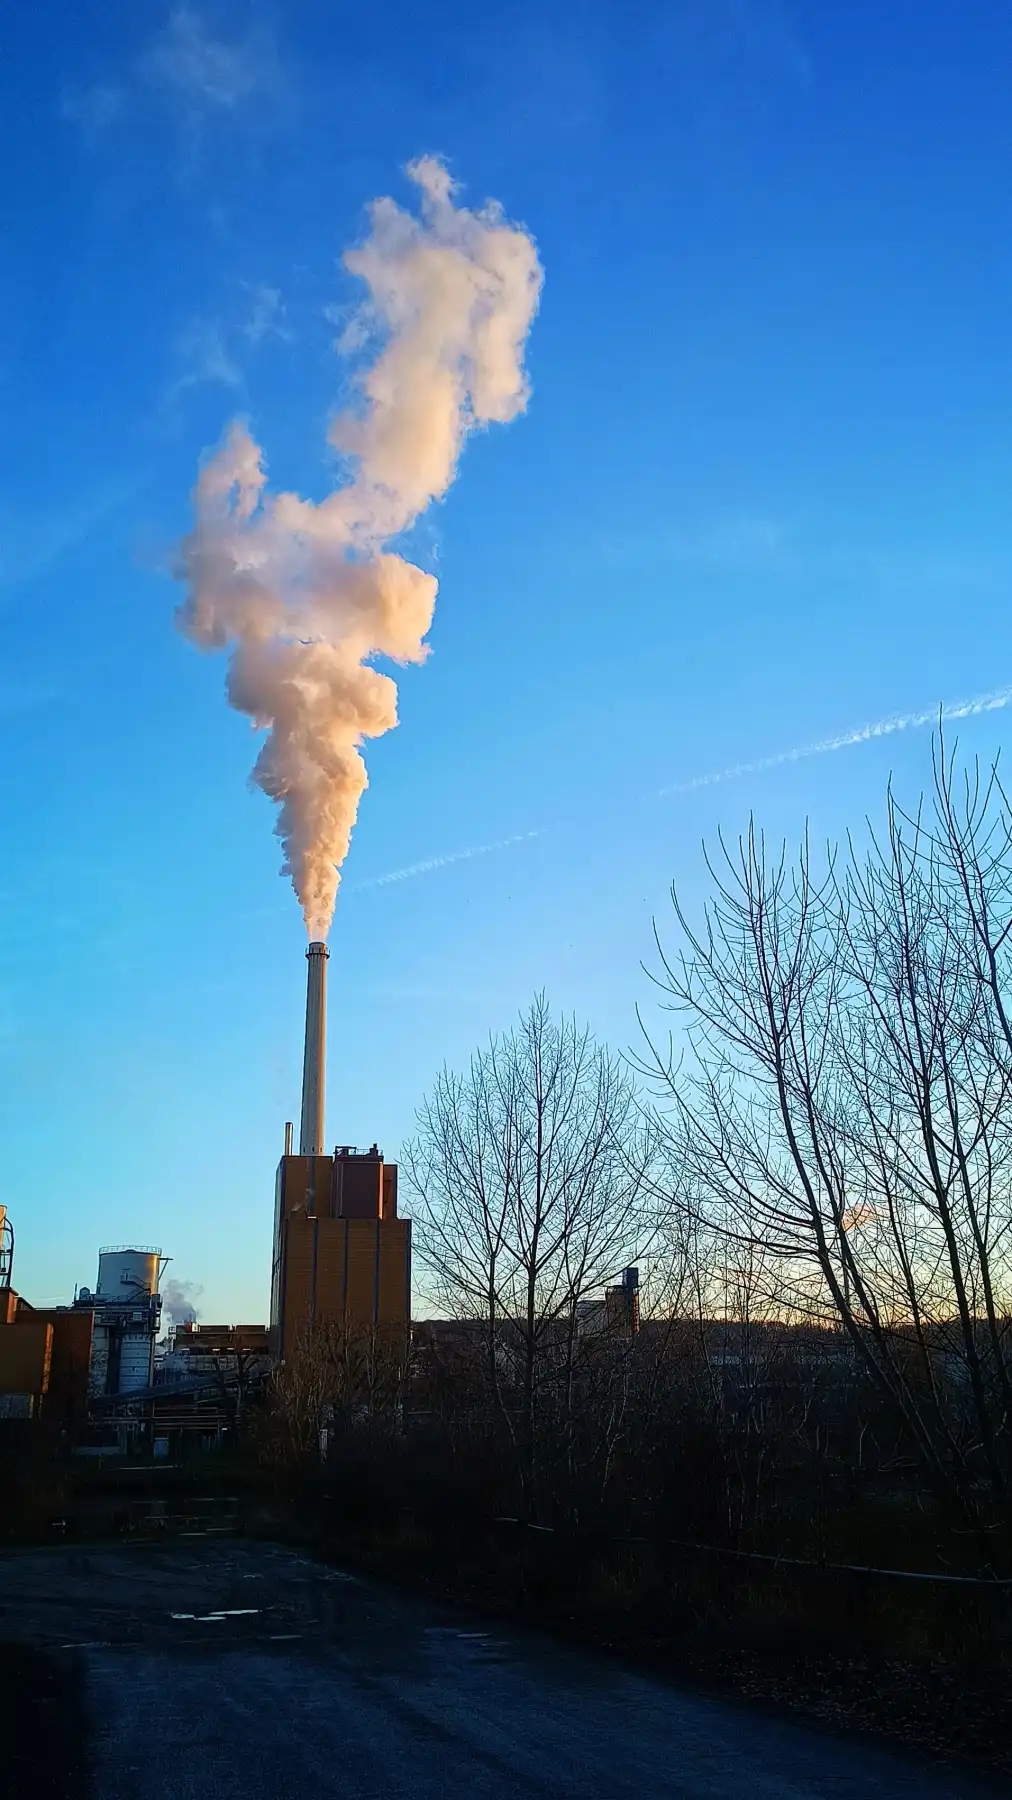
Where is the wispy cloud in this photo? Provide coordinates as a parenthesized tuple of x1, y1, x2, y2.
(718, 0, 812, 88)
(167, 282, 289, 409)
(62, 5, 287, 147)
(0, 677, 61, 718)
(650, 0, 812, 116)
(658, 514, 796, 576)
(0, 476, 147, 593)
(140, 6, 281, 114)
(363, 980, 515, 1007)
(59, 82, 124, 143)
(241, 283, 290, 346)
(171, 318, 244, 400)
(356, 683, 1012, 893)
(593, 512, 1012, 593)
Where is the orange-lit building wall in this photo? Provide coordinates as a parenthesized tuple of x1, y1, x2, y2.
(0, 1318, 52, 1396)
(0, 1299, 94, 1434)
(271, 1149, 411, 1361)
(29, 1308, 95, 1433)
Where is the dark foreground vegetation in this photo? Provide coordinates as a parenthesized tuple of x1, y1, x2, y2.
(258, 1313, 1012, 1778)
(2, 1385, 1010, 1777)
(4, 1307, 1008, 1781)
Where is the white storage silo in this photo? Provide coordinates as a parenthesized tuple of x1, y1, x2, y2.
(96, 1247, 161, 1301)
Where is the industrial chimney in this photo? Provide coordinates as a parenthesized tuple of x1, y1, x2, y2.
(299, 941, 329, 1154)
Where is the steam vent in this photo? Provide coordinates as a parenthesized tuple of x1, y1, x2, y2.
(270, 942, 411, 1360)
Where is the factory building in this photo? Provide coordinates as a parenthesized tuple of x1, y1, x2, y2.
(164, 1320, 271, 1366)
(270, 1144, 411, 1360)
(270, 941, 411, 1360)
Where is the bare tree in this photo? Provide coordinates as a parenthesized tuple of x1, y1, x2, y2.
(642, 743, 1012, 1540)
(207, 1345, 269, 1440)
(402, 995, 659, 1516)
(263, 1321, 407, 1468)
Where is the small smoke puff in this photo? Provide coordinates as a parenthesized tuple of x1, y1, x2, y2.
(162, 1278, 203, 1326)
(176, 159, 541, 939)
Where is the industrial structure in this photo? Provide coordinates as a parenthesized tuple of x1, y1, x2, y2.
(75, 1247, 165, 1396)
(300, 940, 329, 1154)
(575, 1267, 641, 1339)
(163, 1321, 271, 1371)
(270, 940, 411, 1360)
(0, 1205, 12, 1287)
(0, 1239, 167, 1437)
(0, 1224, 99, 1434)
(0, 1216, 270, 1453)
(0, 934, 411, 1444)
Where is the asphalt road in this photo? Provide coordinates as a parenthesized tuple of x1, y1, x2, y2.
(0, 1538, 1000, 1799)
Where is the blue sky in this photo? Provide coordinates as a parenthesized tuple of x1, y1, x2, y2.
(4, 1, 1012, 1320)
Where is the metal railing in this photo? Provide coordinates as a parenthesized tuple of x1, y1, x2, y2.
(491, 1517, 1012, 1588)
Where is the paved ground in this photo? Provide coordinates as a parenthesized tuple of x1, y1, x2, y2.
(0, 1538, 1001, 1799)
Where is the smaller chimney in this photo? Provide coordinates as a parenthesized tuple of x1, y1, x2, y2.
(284, 1120, 293, 1157)
(299, 941, 329, 1155)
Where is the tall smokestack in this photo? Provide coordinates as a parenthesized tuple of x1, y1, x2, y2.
(299, 941, 329, 1155)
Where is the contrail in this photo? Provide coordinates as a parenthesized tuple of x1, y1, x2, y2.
(358, 682, 1012, 890)
(353, 829, 547, 889)
(657, 682, 1012, 796)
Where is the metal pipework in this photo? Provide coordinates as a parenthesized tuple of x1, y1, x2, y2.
(299, 941, 329, 1155)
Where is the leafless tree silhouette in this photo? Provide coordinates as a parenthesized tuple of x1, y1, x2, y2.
(641, 737, 1012, 1536)
(403, 995, 660, 1514)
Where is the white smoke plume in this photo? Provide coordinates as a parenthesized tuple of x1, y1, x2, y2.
(162, 1277, 203, 1326)
(176, 158, 542, 939)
